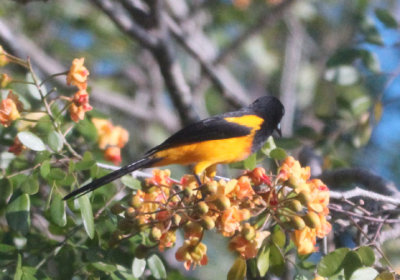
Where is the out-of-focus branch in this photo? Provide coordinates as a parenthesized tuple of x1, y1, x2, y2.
(280, 16, 304, 136)
(216, 0, 296, 65)
(0, 19, 178, 130)
(92, 0, 199, 125)
(166, 15, 249, 108)
(319, 168, 400, 197)
(91, 0, 158, 49)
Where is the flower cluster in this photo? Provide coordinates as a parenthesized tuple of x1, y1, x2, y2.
(277, 156, 331, 255)
(66, 58, 92, 122)
(92, 118, 129, 165)
(109, 157, 331, 270)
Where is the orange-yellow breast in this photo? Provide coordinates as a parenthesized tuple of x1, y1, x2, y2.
(152, 115, 264, 174)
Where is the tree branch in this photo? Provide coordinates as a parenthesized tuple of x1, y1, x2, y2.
(319, 168, 400, 197)
(215, 0, 296, 65)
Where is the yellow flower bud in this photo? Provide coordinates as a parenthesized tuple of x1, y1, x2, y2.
(201, 181, 218, 196)
(303, 212, 321, 229)
(242, 223, 256, 241)
(200, 216, 215, 230)
(130, 195, 142, 209)
(214, 195, 231, 211)
(195, 201, 209, 215)
(172, 214, 182, 226)
(150, 227, 162, 241)
(125, 207, 136, 219)
(184, 187, 194, 198)
(290, 216, 306, 230)
(297, 191, 312, 205)
(286, 199, 303, 212)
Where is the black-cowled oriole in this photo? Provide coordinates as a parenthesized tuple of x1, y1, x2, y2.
(63, 96, 284, 200)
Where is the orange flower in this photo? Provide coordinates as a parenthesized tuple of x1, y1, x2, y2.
(313, 275, 326, 280)
(146, 169, 173, 188)
(8, 137, 25, 155)
(233, 0, 251, 10)
(245, 167, 271, 186)
(175, 237, 208, 270)
(229, 225, 270, 259)
(0, 92, 22, 127)
(69, 90, 92, 122)
(92, 118, 129, 150)
(315, 213, 332, 238)
(217, 206, 249, 237)
(0, 74, 12, 88)
(66, 58, 89, 90)
(234, 176, 255, 199)
(0, 46, 9, 67)
(104, 146, 122, 165)
(291, 226, 317, 255)
(159, 230, 176, 252)
(278, 156, 310, 186)
(307, 179, 330, 214)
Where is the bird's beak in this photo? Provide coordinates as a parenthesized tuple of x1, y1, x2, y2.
(275, 123, 282, 137)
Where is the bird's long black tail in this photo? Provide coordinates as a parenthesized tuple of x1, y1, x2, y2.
(63, 157, 161, 200)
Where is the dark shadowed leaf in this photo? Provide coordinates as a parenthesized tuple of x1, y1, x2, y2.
(355, 246, 375, 266)
(6, 193, 30, 235)
(269, 243, 284, 276)
(317, 248, 350, 277)
(375, 9, 398, 28)
(227, 257, 246, 280)
(343, 251, 363, 280)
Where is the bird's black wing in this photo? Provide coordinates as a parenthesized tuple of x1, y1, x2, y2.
(145, 112, 252, 155)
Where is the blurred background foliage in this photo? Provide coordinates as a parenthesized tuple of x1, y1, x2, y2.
(0, 0, 400, 279)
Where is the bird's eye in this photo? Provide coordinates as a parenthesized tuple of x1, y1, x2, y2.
(277, 123, 281, 130)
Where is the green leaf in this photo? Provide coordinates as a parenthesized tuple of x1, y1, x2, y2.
(349, 267, 379, 280)
(78, 194, 94, 239)
(14, 254, 22, 280)
(132, 257, 146, 278)
(50, 193, 66, 227)
(243, 153, 257, 170)
(343, 251, 363, 280)
(75, 151, 96, 171)
(227, 257, 246, 280)
(0, 178, 13, 207)
(261, 136, 276, 155)
(48, 168, 66, 181)
(147, 254, 166, 280)
(294, 275, 308, 280)
(47, 131, 63, 152)
(355, 246, 375, 266)
(20, 176, 39, 195)
(6, 193, 30, 235)
(40, 160, 51, 178)
(121, 176, 142, 190)
(375, 9, 398, 29)
(317, 248, 350, 277)
(269, 148, 287, 161)
(361, 51, 380, 72)
(271, 225, 285, 248)
(17, 132, 46, 152)
(91, 262, 117, 273)
(76, 118, 98, 143)
(257, 245, 270, 277)
(327, 48, 363, 67)
(269, 243, 285, 276)
(0, 243, 16, 253)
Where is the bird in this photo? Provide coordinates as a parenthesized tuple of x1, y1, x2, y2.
(63, 96, 284, 200)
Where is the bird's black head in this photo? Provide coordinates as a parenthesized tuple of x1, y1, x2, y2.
(249, 96, 285, 136)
